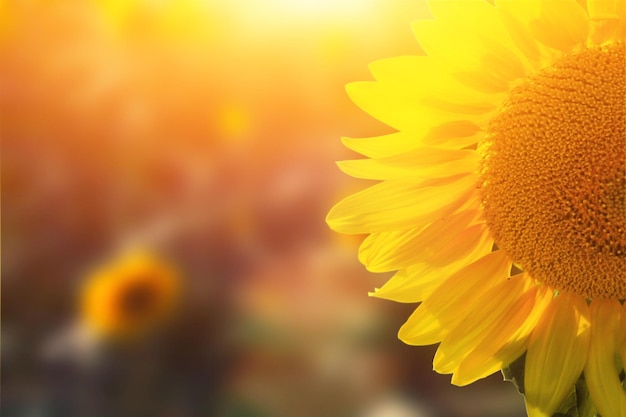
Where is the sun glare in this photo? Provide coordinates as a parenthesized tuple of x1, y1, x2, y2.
(270, 0, 374, 16)
(208, 0, 376, 27)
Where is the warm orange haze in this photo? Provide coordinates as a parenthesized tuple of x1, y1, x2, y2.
(2, 1, 528, 416)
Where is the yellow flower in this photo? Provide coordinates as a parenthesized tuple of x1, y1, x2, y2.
(80, 250, 181, 340)
(327, 1, 625, 416)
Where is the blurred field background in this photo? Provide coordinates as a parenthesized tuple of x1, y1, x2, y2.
(2, 1, 527, 416)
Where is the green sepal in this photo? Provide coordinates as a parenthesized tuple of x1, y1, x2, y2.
(502, 354, 601, 417)
(574, 376, 599, 417)
(502, 353, 526, 395)
(552, 388, 579, 417)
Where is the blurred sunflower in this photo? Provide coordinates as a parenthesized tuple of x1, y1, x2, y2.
(327, 1, 625, 416)
(81, 250, 181, 341)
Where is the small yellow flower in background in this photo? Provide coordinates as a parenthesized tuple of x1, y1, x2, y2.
(327, 1, 625, 416)
(80, 250, 181, 341)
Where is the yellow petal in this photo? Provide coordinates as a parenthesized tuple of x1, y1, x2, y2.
(618, 0, 626, 40)
(399, 251, 512, 346)
(453, 284, 553, 386)
(371, 233, 494, 304)
(346, 81, 494, 133)
(494, 1, 544, 66)
(426, 223, 491, 266)
(326, 174, 477, 234)
(528, 0, 590, 52)
(587, 0, 624, 44)
(413, 0, 531, 93)
(495, 0, 559, 66)
(584, 299, 626, 417)
(412, 21, 510, 94)
(621, 302, 626, 374)
(337, 148, 479, 181)
(524, 293, 591, 417)
(427, 0, 535, 71)
(358, 209, 480, 272)
(432, 273, 531, 374)
(341, 132, 423, 159)
(425, 0, 530, 70)
(341, 121, 484, 159)
(369, 55, 505, 111)
(359, 226, 427, 273)
(421, 120, 485, 149)
(371, 262, 453, 303)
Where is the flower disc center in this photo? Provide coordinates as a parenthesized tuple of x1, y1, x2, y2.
(480, 43, 625, 299)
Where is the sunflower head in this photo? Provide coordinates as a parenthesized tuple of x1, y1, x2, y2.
(327, 1, 625, 416)
(80, 250, 181, 341)
(479, 42, 625, 299)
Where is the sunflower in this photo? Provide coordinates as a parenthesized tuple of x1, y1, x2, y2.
(80, 250, 181, 340)
(326, 1, 625, 416)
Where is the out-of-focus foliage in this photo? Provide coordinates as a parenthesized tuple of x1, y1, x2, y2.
(1, 1, 528, 416)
